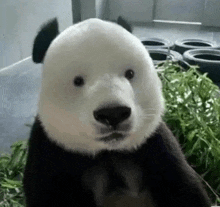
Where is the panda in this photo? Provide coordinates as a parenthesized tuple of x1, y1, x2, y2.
(23, 17, 211, 207)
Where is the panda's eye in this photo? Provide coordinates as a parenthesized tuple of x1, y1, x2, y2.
(125, 69, 135, 80)
(73, 76, 84, 87)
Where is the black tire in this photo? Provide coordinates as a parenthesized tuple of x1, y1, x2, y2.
(140, 38, 174, 49)
(148, 49, 182, 65)
(174, 39, 219, 54)
(183, 49, 220, 82)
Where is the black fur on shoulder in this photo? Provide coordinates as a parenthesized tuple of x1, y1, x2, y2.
(117, 16, 133, 33)
(23, 117, 211, 207)
(32, 18, 59, 63)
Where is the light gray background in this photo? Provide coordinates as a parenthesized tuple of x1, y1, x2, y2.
(1, 0, 220, 153)
(1, 0, 220, 69)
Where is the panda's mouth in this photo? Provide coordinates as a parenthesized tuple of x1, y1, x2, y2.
(99, 133, 126, 142)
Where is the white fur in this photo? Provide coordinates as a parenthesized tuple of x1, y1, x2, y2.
(38, 18, 164, 155)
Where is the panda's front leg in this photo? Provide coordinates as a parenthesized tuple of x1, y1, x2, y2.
(23, 172, 97, 207)
(143, 123, 211, 207)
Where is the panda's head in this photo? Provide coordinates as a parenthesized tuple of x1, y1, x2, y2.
(34, 17, 164, 155)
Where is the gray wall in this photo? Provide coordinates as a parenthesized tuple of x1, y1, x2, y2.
(81, 0, 96, 20)
(0, 0, 72, 69)
(108, 0, 220, 26)
(155, 0, 205, 22)
(202, 0, 220, 27)
(108, 0, 154, 22)
(2, 0, 220, 69)
(96, 0, 109, 19)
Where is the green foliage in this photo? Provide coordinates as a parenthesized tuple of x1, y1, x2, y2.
(157, 61, 220, 205)
(0, 141, 27, 206)
(0, 61, 220, 206)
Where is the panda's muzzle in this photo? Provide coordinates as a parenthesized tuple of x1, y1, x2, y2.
(99, 132, 126, 142)
(93, 106, 131, 130)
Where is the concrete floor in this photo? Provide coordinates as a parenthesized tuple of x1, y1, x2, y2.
(1, 22, 220, 153)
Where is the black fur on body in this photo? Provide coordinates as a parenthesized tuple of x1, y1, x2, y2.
(23, 117, 211, 207)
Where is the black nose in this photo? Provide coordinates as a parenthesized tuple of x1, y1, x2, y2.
(93, 106, 131, 129)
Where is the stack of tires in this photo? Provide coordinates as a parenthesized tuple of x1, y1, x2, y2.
(173, 39, 220, 86)
(140, 38, 182, 66)
(141, 37, 220, 86)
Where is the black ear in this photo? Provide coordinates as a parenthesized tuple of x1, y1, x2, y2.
(32, 18, 59, 63)
(117, 16, 132, 33)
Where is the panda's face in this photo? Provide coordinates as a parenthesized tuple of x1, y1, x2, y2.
(38, 19, 164, 155)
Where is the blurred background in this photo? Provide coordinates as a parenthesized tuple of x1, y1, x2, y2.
(1, 0, 220, 69)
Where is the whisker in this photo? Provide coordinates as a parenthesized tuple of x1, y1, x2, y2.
(143, 109, 157, 113)
(142, 114, 155, 117)
(140, 114, 156, 119)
